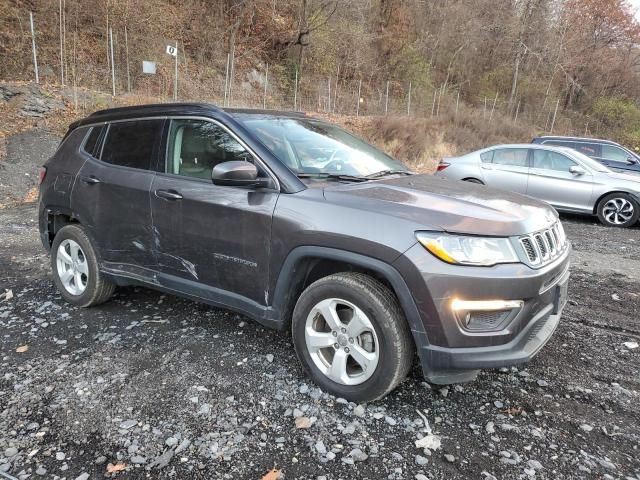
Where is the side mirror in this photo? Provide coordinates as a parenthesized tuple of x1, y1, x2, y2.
(212, 161, 269, 188)
(569, 165, 586, 176)
(626, 157, 638, 165)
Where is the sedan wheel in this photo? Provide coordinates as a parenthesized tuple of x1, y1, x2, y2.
(597, 193, 640, 228)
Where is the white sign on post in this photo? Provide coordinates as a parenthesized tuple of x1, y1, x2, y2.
(142, 61, 156, 74)
(166, 45, 177, 57)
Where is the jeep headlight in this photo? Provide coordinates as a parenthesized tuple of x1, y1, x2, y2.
(416, 232, 518, 266)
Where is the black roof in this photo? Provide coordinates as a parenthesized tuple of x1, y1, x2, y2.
(71, 102, 306, 130)
(533, 135, 621, 146)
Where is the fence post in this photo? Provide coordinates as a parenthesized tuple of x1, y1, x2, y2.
(385, 80, 389, 115)
(514, 99, 520, 123)
(407, 82, 412, 116)
(263, 63, 269, 109)
(124, 26, 131, 93)
(109, 27, 115, 96)
(550, 98, 560, 133)
(228, 46, 235, 106)
(173, 41, 178, 100)
(29, 12, 39, 84)
(327, 77, 331, 113)
(356, 79, 362, 117)
(431, 89, 437, 116)
(455, 90, 460, 116)
(59, 0, 64, 85)
(223, 53, 230, 106)
(293, 67, 298, 110)
(489, 91, 498, 121)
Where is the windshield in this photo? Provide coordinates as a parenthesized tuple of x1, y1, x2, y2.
(559, 148, 612, 173)
(239, 117, 408, 177)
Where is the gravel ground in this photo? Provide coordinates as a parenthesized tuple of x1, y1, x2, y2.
(0, 133, 639, 480)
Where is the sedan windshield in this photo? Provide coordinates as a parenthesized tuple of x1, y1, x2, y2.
(239, 117, 408, 178)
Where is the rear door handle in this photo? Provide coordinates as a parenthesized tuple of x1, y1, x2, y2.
(81, 175, 101, 185)
(155, 189, 183, 200)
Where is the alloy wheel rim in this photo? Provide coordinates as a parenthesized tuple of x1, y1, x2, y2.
(603, 198, 634, 225)
(304, 298, 379, 385)
(56, 239, 89, 295)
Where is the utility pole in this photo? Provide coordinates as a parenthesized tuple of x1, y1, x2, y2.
(109, 27, 115, 96)
(29, 12, 39, 84)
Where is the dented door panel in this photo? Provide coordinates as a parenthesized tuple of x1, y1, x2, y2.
(150, 174, 278, 304)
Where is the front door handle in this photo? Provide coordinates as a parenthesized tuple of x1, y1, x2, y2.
(81, 175, 101, 185)
(155, 189, 183, 200)
(481, 164, 492, 170)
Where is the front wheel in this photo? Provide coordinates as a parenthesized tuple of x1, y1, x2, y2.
(597, 193, 639, 228)
(291, 272, 414, 402)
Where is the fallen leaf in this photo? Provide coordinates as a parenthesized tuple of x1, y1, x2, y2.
(261, 468, 282, 480)
(294, 416, 312, 429)
(16, 345, 29, 353)
(106, 462, 127, 473)
(623, 341, 639, 350)
(502, 407, 523, 416)
(415, 433, 442, 451)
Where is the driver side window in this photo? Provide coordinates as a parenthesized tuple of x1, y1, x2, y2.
(167, 119, 253, 180)
(532, 150, 577, 172)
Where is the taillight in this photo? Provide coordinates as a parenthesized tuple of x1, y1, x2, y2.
(436, 162, 450, 172)
(38, 167, 47, 185)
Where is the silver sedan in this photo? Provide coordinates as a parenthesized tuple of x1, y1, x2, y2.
(434, 144, 640, 227)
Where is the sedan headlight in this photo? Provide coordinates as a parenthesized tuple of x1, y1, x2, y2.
(416, 232, 518, 266)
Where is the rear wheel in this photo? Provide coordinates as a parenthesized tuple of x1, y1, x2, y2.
(291, 272, 414, 402)
(51, 224, 115, 307)
(597, 193, 639, 228)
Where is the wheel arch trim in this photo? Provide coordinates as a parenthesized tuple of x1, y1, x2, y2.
(269, 246, 429, 348)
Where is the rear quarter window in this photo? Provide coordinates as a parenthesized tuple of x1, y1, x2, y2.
(101, 119, 164, 170)
(82, 126, 104, 157)
(480, 151, 494, 163)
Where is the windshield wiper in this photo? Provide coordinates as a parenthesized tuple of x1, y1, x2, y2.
(296, 173, 370, 182)
(366, 169, 414, 179)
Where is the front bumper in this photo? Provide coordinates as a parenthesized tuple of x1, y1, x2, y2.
(394, 242, 570, 384)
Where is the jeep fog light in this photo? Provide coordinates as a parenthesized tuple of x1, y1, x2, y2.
(451, 298, 523, 331)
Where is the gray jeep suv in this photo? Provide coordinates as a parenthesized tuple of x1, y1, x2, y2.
(38, 104, 571, 401)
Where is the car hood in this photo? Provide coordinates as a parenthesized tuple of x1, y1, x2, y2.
(323, 175, 558, 237)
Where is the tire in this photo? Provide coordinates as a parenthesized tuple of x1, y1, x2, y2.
(462, 178, 484, 184)
(596, 192, 639, 228)
(50, 224, 115, 307)
(291, 272, 414, 402)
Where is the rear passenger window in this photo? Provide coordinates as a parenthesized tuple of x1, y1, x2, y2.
(492, 148, 528, 167)
(101, 120, 163, 170)
(83, 126, 104, 157)
(166, 119, 254, 180)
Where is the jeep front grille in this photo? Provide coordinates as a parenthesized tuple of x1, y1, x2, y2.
(519, 222, 567, 267)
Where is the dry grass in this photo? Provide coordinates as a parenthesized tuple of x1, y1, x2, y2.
(361, 110, 537, 173)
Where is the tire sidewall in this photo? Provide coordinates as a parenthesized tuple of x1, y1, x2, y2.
(292, 278, 402, 401)
(50, 224, 101, 307)
(597, 193, 640, 228)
